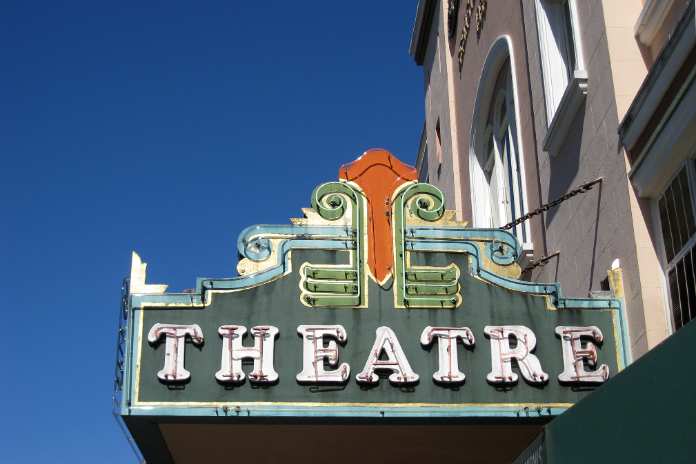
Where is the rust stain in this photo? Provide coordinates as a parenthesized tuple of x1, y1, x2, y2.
(339, 149, 417, 285)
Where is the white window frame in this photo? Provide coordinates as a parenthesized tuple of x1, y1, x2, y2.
(535, 0, 588, 155)
(653, 159, 696, 333)
(471, 56, 530, 248)
(469, 37, 534, 265)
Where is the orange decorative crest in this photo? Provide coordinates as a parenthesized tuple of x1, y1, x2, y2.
(339, 149, 417, 284)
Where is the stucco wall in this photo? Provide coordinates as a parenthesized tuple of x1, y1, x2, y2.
(421, 1, 459, 211)
(414, 0, 667, 358)
(416, 0, 551, 265)
(447, 0, 546, 253)
(523, 0, 650, 357)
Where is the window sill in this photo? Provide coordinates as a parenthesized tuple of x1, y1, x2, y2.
(517, 243, 534, 271)
(543, 71, 588, 156)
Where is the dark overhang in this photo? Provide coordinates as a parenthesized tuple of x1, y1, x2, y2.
(409, 0, 436, 66)
(528, 320, 696, 463)
(618, 0, 695, 161)
(618, 1, 696, 197)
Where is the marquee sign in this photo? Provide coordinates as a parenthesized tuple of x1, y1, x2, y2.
(116, 150, 629, 421)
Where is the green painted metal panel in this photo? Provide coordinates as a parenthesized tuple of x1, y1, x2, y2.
(130, 250, 623, 414)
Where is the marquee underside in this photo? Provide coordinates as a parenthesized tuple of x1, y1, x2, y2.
(125, 418, 545, 463)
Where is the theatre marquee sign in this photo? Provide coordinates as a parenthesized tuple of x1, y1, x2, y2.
(116, 150, 629, 420)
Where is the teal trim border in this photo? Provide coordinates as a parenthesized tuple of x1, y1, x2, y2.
(126, 404, 569, 419)
(120, 223, 631, 419)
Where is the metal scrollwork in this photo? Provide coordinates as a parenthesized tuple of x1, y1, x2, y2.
(488, 238, 518, 266)
(393, 183, 462, 309)
(301, 182, 365, 307)
(243, 236, 272, 262)
(311, 182, 355, 222)
(408, 184, 445, 222)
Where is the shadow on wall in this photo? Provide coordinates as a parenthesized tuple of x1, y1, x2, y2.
(545, 105, 586, 226)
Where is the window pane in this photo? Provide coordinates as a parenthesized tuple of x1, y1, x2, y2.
(662, 166, 696, 332)
(666, 185, 685, 256)
(676, 168, 696, 239)
(659, 195, 675, 262)
(684, 249, 696, 324)
(670, 180, 689, 254)
(677, 258, 690, 328)
(562, 1, 576, 78)
(660, 167, 696, 263)
(668, 268, 682, 330)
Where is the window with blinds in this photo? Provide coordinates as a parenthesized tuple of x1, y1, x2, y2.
(658, 164, 696, 331)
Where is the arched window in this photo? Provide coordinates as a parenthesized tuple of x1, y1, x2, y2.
(470, 40, 529, 247)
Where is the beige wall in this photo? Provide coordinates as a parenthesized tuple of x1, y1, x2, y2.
(601, 0, 648, 120)
(602, 0, 671, 350)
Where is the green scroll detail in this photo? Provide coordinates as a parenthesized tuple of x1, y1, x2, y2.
(393, 183, 462, 309)
(299, 182, 366, 307)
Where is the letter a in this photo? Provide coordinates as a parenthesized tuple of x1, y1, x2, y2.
(356, 327, 418, 385)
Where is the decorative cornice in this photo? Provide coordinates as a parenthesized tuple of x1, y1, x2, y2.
(619, 1, 695, 160)
(339, 149, 417, 284)
(129, 252, 168, 295)
(129, 150, 630, 317)
(635, 0, 676, 46)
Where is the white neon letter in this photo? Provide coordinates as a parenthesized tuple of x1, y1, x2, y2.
(484, 325, 548, 384)
(216, 325, 279, 384)
(296, 325, 350, 384)
(147, 323, 204, 382)
(420, 326, 475, 384)
(356, 326, 419, 385)
(555, 326, 609, 384)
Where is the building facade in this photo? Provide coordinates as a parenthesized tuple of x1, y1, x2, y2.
(114, 3, 696, 460)
(115, 150, 631, 462)
(411, 0, 696, 359)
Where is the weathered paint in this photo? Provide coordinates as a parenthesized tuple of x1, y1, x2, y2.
(119, 151, 630, 421)
(338, 149, 417, 285)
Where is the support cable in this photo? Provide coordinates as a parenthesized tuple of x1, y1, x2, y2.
(522, 251, 560, 273)
(502, 178, 603, 231)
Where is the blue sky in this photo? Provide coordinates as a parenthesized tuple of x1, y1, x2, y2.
(1, 1, 422, 462)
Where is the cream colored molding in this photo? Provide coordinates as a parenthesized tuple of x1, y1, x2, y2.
(130, 251, 168, 294)
(237, 238, 285, 276)
(290, 206, 352, 227)
(441, 0, 464, 221)
(635, 0, 675, 46)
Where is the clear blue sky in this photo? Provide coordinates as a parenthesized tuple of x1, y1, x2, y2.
(1, 1, 422, 462)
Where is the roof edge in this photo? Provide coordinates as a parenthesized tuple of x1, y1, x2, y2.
(409, 0, 436, 66)
(618, 0, 695, 150)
